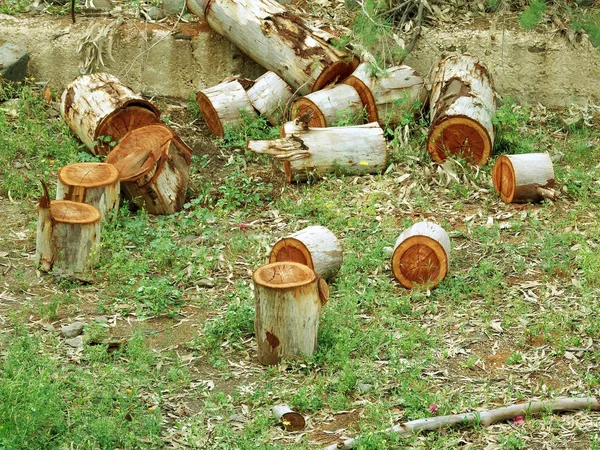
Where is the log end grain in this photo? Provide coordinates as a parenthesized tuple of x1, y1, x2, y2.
(312, 58, 360, 93)
(50, 200, 101, 224)
(391, 235, 449, 289)
(196, 90, 225, 137)
(58, 163, 119, 188)
(492, 155, 516, 203)
(269, 237, 315, 271)
(492, 153, 556, 203)
(427, 115, 492, 166)
(291, 97, 328, 128)
(253, 261, 316, 289)
(343, 75, 379, 123)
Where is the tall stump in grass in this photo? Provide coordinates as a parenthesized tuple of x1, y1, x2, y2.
(56, 162, 120, 220)
(61, 72, 160, 155)
(269, 225, 343, 280)
(105, 124, 192, 215)
(247, 71, 295, 126)
(253, 262, 329, 365)
(427, 54, 496, 166)
(391, 221, 450, 289)
(492, 153, 556, 203)
(36, 185, 101, 279)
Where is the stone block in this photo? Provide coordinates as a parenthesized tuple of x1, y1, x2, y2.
(0, 42, 29, 82)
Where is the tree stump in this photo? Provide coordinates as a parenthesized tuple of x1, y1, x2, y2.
(196, 79, 257, 137)
(291, 83, 365, 127)
(56, 162, 120, 220)
(105, 124, 192, 215)
(36, 186, 101, 279)
(342, 63, 427, 128)
(269, 225, 343, 280)
(427, 54, 496, 166)
(391, 221, 450, 289)
(247, 119, 387, 182)
(272, 405, 306, 431)
(253, 262, 329, 365)
(492, 153, 556, 203)
(60, 72, 160, 155)
(246, 71, 295, 125)
(186, 0, 358, 95)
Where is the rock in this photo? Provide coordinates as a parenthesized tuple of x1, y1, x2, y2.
(90, 0, 113, 10)
(162, 0, 185, 15)
(229, 413, 246, 423)
(147, 6, 166, 20)
(60, 321, 84, 339)
(382, 246, 394, 257)
(93, 316, 108, 324)
(197, 278, 215, 288)
(65, 335, 83, 348)
(0, 43, 30, 82)
(41, 323, 55, 332)
(357, 383, 372, 393)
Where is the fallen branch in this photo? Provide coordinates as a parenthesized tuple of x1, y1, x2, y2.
(323, 397, 600, 450)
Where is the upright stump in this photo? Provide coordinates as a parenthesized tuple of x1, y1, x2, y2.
(492, 153, 556, 203)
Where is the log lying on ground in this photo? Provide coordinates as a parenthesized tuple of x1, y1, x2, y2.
(343, 63, 428, 128)
(492, 153, 556, 203)
(427, 54, 496, 166)
(247, 118, 387, 182)
(196, 79, 257, 137)
(253, 261, 329, 365)
(186, 0, 358, 95)
(246, 71, 295, 126)
(56, 162, 120, 220)
(36, 183, 101, 279)
(391, 221, 450, 289)
(269, 225, 343, 280)
(105, 124, 192, 215)
(323, 397, 600, 450)
(61, 72, 160, 155)
(272, 405, 306, 432)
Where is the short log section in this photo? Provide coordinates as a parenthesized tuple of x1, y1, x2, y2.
(391, 221, 450, 289)
(269, 225, 343, 280)
(196, 79, 257, 137)
(247, 118, 387, 182)
(36, 187, 101, 279)
(105, 124, 192, 215)
(427, 54, 496, 166)
(247, 71, 295, 125)
(253, 261, 329, 365)
(343, 63, 427, 127)
(272, 405, 306, 432)
(56, 162, 120, 220)
(492, 153, 556, 203)
(291, 83, 365, 127)
(186, 0, 358, 95)
(60, 72, 160, 155)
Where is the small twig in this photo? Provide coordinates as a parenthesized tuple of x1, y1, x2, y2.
(399, 0, 424, 64)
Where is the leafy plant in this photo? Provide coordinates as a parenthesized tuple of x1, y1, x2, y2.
(518, 0, 547, 30)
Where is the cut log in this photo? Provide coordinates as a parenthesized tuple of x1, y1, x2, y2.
(36, 184, 101, 279)
(269, 225, 343, 280)
(391, 221, 450, 289)
(253, 261, 329, 365)
(186, 0, 358, 95)
(60, 72, 160, 155)
(56, 162, 120, 220)
(427, 54, 496, 166)
(291, 83, 365, 128)
(492, 153, 556, 203)
(196, 79, 257, 137)
(247, 119, 387, 182)
(272, 405, 306, 432)
(342, 63, 428, 128)
(105, 124, 192, 215)
(246, 71, 295, 125)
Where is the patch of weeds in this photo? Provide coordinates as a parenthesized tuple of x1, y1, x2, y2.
(187, 91, 201, 119)
(221, 111, 279, 149)
(332, 106, 368, 127)
(499, 432, 527, 449)
(217, 156, 273, 210)
(493, 97, 534, 154)
(572, 10, 600, 48)
(0, 0, 30, 14)
(518, 0, 547, 30)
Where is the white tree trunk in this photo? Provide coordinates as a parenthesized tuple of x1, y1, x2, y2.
(291, 83, 365, 127)
(492, 153, 556, 203)
(246, 71, 295, 125)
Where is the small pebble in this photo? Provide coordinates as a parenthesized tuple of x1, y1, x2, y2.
(65, 335, 83, 349)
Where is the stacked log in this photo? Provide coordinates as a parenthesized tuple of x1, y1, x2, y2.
(492, 153, 556, 203)
(60, 72, 160, 155)
(246, 71, 295, 125)
(427, 54, 496, 166)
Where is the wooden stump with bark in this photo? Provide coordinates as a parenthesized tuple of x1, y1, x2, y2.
(269, 225, 343, 280)
(253, 261, 329, 365)
(196, 79, 257, 137)
(291, 83, 365, 127)
(391, 221, 450, 289)
(36, 184, 101, 279)
(492, 153, 556, 203)
(56, 162, 120, 220)
(343, 63, 428, 128)
(272, 405, 306, 431)
(186, 0, 358, 95)
(247, 118, 387, 182)
(427, 54, 496, 166)
(60, 73, 160, 155)
(105, 124, 192, 215)
(246, 71, 295, 126)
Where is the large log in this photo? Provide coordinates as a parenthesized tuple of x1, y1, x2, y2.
(247, 119, 387, 182)
(246, 71, 295, 126)
(186, 0, 358, 95)
(36, 184, 101, 279)
(56, 162, 120, 220)
(492, 153, 556, 203)
(269, 225, 343, 280)
(343, 63, 428, 128)
(105, 124, 192, 215)
(60, 73, 160, 156)
(427, 54, 496, 166)
(391, 221, 450, 289)
(253, 262, 329, 365)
